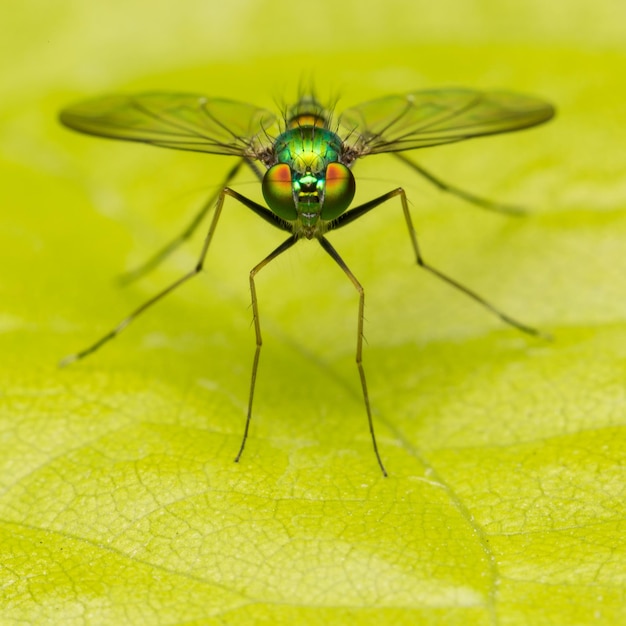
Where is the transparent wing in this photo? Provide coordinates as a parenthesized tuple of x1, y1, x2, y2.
(339, 89, 555, 155)
(59, 92, 279, 157)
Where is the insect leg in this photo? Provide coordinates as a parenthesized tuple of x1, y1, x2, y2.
(60, 187, 288, 367)
(332, 187, 547, 338)
(397, 188, 548, 337)
(119, 158, 258, 284)
(392, 152, 525, 216)
(318, 236, 387, 477)
(234, 235, 299, 464)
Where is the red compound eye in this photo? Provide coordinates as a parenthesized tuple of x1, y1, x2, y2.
(262, 163, 297, 220)
(321, 162, 355, 220)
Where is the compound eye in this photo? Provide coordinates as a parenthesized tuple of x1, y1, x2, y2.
(262, 163, 297, 220)
(321, 162, 355, 220)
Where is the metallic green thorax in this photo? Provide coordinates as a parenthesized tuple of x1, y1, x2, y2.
(274, 126, 342, 174)
(262, 109, 356, 239)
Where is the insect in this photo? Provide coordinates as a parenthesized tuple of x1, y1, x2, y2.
(59, 88, 555, 475)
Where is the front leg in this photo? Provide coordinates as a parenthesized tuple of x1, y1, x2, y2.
(234, 235, 299, 463)
(318, 236, 388, 477)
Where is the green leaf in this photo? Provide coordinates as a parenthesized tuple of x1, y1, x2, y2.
(2, 2, 626, 624)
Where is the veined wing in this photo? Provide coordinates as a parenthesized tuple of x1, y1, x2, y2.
(59, 92, 278, 157)
(339, 89, 555, 155)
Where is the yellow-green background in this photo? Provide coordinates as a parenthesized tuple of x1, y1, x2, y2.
(2, 1, 625, 624)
